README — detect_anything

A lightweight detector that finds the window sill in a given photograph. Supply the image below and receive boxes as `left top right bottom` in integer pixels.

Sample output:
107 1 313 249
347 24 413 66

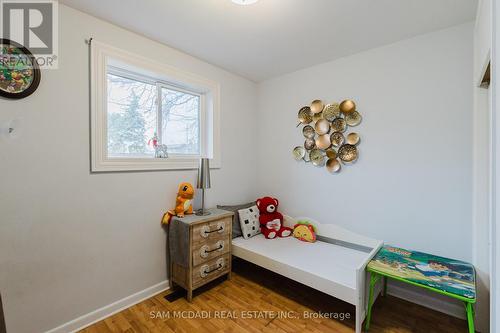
91 157 221 173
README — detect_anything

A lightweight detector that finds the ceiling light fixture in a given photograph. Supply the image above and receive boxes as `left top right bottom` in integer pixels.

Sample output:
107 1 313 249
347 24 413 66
232 0 259 5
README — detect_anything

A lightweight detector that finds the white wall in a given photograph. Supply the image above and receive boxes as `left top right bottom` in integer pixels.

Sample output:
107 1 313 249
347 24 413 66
472 0 492 331
475 0 492 80
491 0 500 329
257 22 474 313
0 5 258 333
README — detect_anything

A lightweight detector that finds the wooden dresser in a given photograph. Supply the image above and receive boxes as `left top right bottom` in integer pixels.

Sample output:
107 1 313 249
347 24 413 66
169 209 234 301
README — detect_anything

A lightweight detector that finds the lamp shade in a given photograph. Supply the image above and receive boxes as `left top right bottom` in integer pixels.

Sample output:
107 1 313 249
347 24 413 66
197 158 211 189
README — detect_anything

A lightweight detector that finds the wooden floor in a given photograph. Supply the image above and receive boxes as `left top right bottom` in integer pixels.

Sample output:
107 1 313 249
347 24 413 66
80 258 470 333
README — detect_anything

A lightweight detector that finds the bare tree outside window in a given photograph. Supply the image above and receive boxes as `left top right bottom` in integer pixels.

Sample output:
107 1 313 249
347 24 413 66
161 87 200 155
106 70 201 158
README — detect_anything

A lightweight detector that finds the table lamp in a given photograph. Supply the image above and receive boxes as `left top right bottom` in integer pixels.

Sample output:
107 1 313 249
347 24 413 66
196 158 211 216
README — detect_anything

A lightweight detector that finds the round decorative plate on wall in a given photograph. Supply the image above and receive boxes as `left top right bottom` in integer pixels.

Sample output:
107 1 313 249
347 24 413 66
0 39 41 99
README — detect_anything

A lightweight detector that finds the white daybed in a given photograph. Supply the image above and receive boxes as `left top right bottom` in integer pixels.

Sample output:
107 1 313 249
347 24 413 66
231 216 383 333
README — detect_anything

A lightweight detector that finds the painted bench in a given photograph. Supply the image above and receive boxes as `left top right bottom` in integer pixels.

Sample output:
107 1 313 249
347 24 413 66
365 245 476 332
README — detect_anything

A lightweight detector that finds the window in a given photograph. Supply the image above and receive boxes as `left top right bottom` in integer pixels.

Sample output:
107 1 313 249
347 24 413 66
106 70 201 158
106 72 157 158
160 86 201 156
90 40 220 172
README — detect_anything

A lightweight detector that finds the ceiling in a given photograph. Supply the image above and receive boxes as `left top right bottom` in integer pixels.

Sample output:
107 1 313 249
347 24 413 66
61 0 477 82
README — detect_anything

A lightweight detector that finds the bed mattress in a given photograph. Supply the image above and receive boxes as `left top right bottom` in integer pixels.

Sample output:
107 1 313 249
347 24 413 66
232 234 370 299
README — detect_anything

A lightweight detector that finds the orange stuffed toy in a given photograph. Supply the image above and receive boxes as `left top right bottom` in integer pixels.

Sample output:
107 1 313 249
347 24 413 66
161 182 195 225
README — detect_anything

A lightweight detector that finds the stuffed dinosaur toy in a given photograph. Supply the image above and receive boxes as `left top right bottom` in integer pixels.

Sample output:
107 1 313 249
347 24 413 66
161 182 195 225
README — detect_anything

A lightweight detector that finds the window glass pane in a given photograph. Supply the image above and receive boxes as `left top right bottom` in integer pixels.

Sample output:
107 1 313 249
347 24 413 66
107 73 157 158
161 87 200 155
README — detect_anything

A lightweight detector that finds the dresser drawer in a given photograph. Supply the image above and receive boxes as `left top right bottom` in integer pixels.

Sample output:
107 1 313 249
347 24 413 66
192 217 231 243
192 235 230 266
192 253 230 288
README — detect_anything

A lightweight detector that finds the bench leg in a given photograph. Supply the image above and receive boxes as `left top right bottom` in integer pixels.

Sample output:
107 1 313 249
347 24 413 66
364 272 380 331
465 302 475 333
383 276 388 297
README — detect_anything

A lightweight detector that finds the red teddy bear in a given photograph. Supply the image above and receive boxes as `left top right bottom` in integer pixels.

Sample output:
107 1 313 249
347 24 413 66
256 197 293 239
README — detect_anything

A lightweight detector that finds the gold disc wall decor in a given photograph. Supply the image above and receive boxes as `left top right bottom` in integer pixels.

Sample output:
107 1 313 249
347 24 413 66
310 100 325 114
338 144 358 163
315 134 331 150
326 149 337 159
293 146 306 161
330 132 345 148
315 119 330 135
293 98 363 174
346 133 360 145
326 158 341 173
303 125 315 139
331 118 347 133
323 103 341 121
339 99 356 114
304 138 316 150
345 111 362 127
309 149 325 166
297 107 313 125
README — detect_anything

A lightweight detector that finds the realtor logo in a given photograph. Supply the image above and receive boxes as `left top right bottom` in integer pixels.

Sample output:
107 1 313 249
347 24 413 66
1 0 59 68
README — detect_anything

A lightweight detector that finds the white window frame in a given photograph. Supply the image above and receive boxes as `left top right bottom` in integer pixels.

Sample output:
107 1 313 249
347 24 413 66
90 40 220 172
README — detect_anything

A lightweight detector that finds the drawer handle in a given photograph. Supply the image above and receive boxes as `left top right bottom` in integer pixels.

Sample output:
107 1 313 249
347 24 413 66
199 241 225 258
206 244 224 253
200 223 225 238
200 258 225 278
207 227 224 234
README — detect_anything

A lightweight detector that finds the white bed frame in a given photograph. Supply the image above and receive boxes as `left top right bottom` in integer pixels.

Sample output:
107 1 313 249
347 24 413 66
231 215 383 333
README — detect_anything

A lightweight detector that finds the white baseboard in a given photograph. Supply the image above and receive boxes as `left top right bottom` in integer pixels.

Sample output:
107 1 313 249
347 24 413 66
45 280 169 333
387 283 466 319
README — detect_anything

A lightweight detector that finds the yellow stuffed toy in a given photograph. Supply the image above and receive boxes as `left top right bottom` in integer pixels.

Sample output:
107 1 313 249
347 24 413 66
161 182 195 225
293 221 317 243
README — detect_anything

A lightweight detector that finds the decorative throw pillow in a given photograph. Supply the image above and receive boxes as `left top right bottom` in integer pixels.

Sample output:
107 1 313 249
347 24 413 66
217 202 255 238
238 205 260 239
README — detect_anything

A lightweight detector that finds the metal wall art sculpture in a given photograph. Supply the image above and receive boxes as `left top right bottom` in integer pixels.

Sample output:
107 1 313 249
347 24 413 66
292 99 362 174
